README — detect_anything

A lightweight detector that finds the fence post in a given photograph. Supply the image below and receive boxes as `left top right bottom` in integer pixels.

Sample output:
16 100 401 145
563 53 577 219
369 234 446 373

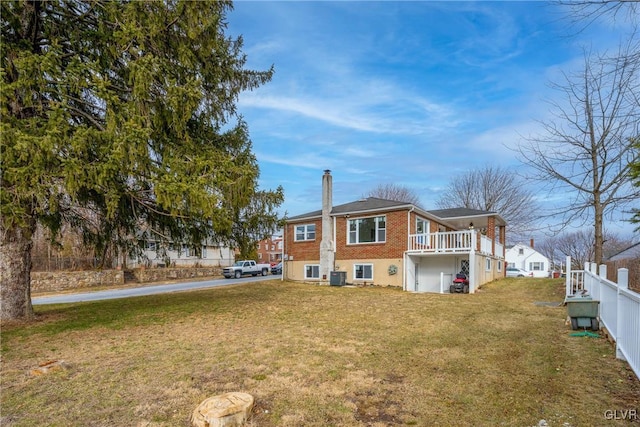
593 264 607 300
565 256 572 296
599 264 607 279
616 268 629 361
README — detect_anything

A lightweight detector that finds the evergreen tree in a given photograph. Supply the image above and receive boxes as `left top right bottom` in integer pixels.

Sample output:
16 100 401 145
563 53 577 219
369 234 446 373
1 0 281 320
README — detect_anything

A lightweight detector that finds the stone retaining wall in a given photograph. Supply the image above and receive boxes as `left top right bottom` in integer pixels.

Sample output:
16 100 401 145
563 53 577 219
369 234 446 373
31 267 224 294
31 270 125 293
133 267 222 283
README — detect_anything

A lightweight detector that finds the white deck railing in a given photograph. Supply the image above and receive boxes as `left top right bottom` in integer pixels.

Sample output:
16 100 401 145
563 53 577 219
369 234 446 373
566 258 639 381
495 241 504 258
408 230 472 253
480 235 492 255
408 230 503 257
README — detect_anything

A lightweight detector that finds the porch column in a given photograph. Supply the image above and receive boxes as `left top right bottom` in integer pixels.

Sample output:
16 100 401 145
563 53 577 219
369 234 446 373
469 247 476 293
499 225 506 257
487 216 496 256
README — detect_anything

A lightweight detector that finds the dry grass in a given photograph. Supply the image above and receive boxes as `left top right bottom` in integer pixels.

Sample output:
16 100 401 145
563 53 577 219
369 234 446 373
1 278 638 426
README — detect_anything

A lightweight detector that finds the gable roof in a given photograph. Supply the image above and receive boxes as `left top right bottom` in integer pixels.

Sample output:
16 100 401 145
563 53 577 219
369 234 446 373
427 208 496 218
287 197 411 221
287 198 506 230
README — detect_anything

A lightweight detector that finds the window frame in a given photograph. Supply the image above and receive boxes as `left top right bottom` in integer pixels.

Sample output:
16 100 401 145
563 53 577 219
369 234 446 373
348 215 386 244
353 263 374 280
485 258 492 272
304 264 320 279
529 261 544 271
416 217 430 234
294 224 316 242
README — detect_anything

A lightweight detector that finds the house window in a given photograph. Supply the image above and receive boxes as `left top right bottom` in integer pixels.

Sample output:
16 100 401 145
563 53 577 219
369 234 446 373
182 244 192 257
529 262 544 271
485 258 492 271
295 224 316 241
202 246 207 258
416 217 429 234
257 243 261 249
354 264 373 280
348 216 386 244
416 217 430 245
518 248 524 255
258 253 262 259
305 264 320 279
497 260 502 272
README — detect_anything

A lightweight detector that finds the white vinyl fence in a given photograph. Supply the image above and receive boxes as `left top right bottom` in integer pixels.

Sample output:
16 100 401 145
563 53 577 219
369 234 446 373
565 257 640 380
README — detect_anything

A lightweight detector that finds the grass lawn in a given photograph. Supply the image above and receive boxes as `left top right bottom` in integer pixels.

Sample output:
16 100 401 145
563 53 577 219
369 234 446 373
1 278 638 426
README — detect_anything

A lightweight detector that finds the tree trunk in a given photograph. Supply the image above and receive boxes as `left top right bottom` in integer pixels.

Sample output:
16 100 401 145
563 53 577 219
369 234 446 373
594 201 604 269
0 222 35 321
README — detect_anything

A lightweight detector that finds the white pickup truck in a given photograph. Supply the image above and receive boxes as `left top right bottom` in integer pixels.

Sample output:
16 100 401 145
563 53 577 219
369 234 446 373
223 260 271 279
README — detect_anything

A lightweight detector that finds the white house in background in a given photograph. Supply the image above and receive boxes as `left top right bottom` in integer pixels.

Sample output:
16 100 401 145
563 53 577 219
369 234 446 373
505 241 549 278
128 239 235 268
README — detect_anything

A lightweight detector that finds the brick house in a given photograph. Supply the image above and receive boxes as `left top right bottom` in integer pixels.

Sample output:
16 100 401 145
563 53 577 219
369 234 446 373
256 236 283 265
282 170 507 293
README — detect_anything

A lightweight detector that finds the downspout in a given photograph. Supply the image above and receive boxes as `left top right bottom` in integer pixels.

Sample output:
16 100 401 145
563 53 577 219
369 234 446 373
281 226 285 282
333 215 337 263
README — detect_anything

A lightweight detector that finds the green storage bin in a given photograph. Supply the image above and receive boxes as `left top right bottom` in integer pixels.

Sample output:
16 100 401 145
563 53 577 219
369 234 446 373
564 295 599 330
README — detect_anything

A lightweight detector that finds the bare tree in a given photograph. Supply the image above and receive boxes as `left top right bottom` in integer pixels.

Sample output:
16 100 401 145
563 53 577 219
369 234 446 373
518 47 640 267
553 230 595 270
538 230 635 271
436 166 537 243
537 237 565 272
558 0 639 37
366 183 421 206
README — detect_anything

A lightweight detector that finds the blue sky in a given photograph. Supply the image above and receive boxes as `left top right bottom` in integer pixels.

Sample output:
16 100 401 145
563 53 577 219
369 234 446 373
226 1 636 237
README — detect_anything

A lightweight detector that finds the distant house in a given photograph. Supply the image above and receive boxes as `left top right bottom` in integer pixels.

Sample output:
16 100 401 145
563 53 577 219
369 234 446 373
605 241 640 291
505 241 549 278
608 242 640 261
128 239 235 268
282 170 507 293
257 236 283 265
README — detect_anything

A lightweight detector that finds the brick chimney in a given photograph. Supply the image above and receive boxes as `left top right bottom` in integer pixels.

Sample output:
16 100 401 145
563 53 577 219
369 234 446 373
319 170 335 281
530 238 534 249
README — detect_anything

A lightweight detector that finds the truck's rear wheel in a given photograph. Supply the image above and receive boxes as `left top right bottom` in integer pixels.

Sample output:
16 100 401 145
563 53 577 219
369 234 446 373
262 268 268 276
234 270 242 279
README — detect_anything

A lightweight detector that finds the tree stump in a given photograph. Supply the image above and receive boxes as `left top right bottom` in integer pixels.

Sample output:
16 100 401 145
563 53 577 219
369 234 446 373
191 392 254 427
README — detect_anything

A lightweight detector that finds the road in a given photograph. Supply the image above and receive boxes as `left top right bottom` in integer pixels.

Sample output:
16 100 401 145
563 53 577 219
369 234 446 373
32 274 282 305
